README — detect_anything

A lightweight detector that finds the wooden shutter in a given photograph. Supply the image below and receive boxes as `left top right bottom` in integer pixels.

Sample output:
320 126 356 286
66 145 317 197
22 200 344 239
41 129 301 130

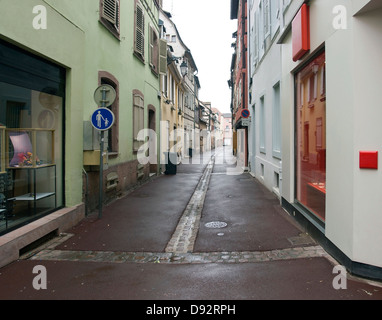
149 27 159 71
115 0 120 31
133 93 144 151
135 2 145 58
149 28 154 66
102 0 117 24
263 0 270 36
159 39 167 75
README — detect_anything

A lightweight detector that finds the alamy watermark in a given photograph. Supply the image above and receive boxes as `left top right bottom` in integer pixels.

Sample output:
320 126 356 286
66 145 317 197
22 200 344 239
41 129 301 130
32 265 47 290
32 5 47 30
31 264 348 291
135 124 246 175
332 5 347 30
332 265 348 290
31 4 348 31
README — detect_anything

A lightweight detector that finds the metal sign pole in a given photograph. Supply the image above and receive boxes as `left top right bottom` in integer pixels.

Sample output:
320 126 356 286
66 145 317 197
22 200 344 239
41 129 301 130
92 84 115 220
99 131 104 219
98 87 107 219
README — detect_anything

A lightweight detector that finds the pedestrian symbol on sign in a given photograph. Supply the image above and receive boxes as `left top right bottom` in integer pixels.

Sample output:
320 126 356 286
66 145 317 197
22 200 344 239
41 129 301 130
91 108 115 131
96 111 109 128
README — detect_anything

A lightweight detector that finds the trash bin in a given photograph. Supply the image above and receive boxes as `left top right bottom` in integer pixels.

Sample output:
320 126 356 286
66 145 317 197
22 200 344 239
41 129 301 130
164 152 177 175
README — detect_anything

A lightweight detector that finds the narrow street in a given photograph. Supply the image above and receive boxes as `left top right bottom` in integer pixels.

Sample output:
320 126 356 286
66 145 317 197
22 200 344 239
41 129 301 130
0 147 381 304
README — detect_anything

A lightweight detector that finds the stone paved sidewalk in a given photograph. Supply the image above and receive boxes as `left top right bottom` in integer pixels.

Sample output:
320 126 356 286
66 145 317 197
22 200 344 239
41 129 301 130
30 234 328 265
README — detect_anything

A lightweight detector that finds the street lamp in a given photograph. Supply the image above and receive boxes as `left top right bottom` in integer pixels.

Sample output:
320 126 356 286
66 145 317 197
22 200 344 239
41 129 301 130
180 61 188 77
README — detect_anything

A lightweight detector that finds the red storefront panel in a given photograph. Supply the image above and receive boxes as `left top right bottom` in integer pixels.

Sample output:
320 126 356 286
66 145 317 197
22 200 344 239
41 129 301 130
292 4 310 62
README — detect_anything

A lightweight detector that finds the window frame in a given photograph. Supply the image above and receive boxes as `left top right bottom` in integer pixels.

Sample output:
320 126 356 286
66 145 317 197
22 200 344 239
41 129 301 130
263 0 271 38
149 25 159 75
133 89 145 152
99 0 121 40
259 94 266 154
294 50 327 224
134 0 145 62
272 81 281 159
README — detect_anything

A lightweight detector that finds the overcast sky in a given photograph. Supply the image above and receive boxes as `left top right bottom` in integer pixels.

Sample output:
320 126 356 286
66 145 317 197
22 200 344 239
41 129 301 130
162 0 237 114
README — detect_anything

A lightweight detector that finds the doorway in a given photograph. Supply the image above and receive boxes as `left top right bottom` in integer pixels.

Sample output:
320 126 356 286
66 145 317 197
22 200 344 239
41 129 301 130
148 106 157 174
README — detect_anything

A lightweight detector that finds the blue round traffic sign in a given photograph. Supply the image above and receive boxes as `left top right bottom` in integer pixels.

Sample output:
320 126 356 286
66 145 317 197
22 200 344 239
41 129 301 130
91 108 115 131
241 109 250 119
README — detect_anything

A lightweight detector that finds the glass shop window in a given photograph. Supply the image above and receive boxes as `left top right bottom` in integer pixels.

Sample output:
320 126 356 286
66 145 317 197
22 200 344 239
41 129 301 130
295 51 326 222
0 40 65 235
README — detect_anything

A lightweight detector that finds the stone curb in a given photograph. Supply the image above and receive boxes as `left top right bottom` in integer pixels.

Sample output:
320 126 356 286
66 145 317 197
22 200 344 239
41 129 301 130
30 245 329 265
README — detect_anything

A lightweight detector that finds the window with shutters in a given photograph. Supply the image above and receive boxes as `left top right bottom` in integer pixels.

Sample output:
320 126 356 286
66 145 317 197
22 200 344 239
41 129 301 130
255 10 259 60
133 90 145 152
159 39 167 76
149 26 159 75
258 1 265 59
134 0 145 62
99 0 120 39
263 0 270 38
270 0 281 39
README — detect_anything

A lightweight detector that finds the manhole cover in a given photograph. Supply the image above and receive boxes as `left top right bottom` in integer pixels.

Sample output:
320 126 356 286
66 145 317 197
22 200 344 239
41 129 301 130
205 221 227 229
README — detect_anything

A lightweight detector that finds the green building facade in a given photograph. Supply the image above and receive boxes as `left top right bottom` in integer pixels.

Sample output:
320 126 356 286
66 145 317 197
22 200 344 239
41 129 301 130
0 0 161 267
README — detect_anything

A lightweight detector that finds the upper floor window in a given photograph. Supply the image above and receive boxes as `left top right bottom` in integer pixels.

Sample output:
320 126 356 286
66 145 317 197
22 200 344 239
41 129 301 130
100 0 120 39
165 34 177 43
263 0 270 38
134 0 145 61
149 26 159 74
133 90 145 152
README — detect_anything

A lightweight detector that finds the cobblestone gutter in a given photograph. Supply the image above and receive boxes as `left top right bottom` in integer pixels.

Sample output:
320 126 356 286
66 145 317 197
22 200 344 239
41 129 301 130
165 156 215 254
30 245 328 265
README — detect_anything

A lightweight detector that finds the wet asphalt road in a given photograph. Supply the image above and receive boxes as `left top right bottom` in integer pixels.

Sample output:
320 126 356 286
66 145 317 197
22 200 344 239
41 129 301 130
0 147 381 304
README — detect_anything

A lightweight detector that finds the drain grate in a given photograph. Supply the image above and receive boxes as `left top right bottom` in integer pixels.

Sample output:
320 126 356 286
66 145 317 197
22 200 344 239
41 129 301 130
205 221 228 229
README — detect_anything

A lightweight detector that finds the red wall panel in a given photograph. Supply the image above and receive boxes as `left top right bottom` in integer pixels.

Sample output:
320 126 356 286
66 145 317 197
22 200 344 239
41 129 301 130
292 4 310 62
360 151 378 169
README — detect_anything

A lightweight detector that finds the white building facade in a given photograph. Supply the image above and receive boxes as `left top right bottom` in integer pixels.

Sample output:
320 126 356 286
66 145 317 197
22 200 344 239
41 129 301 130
248 0 283 198
276 0 382 280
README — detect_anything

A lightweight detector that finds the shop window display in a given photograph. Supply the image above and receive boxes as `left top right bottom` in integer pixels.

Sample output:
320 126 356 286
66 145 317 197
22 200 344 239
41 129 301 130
295 51 326 221
0 40 65 234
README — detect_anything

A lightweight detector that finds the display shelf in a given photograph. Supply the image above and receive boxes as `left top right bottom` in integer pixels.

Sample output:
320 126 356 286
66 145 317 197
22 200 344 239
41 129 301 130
307 182 326 194
8 163 55 170
7 164 57 217
2 128 57 220
5 128 55 168
11 192 55 201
